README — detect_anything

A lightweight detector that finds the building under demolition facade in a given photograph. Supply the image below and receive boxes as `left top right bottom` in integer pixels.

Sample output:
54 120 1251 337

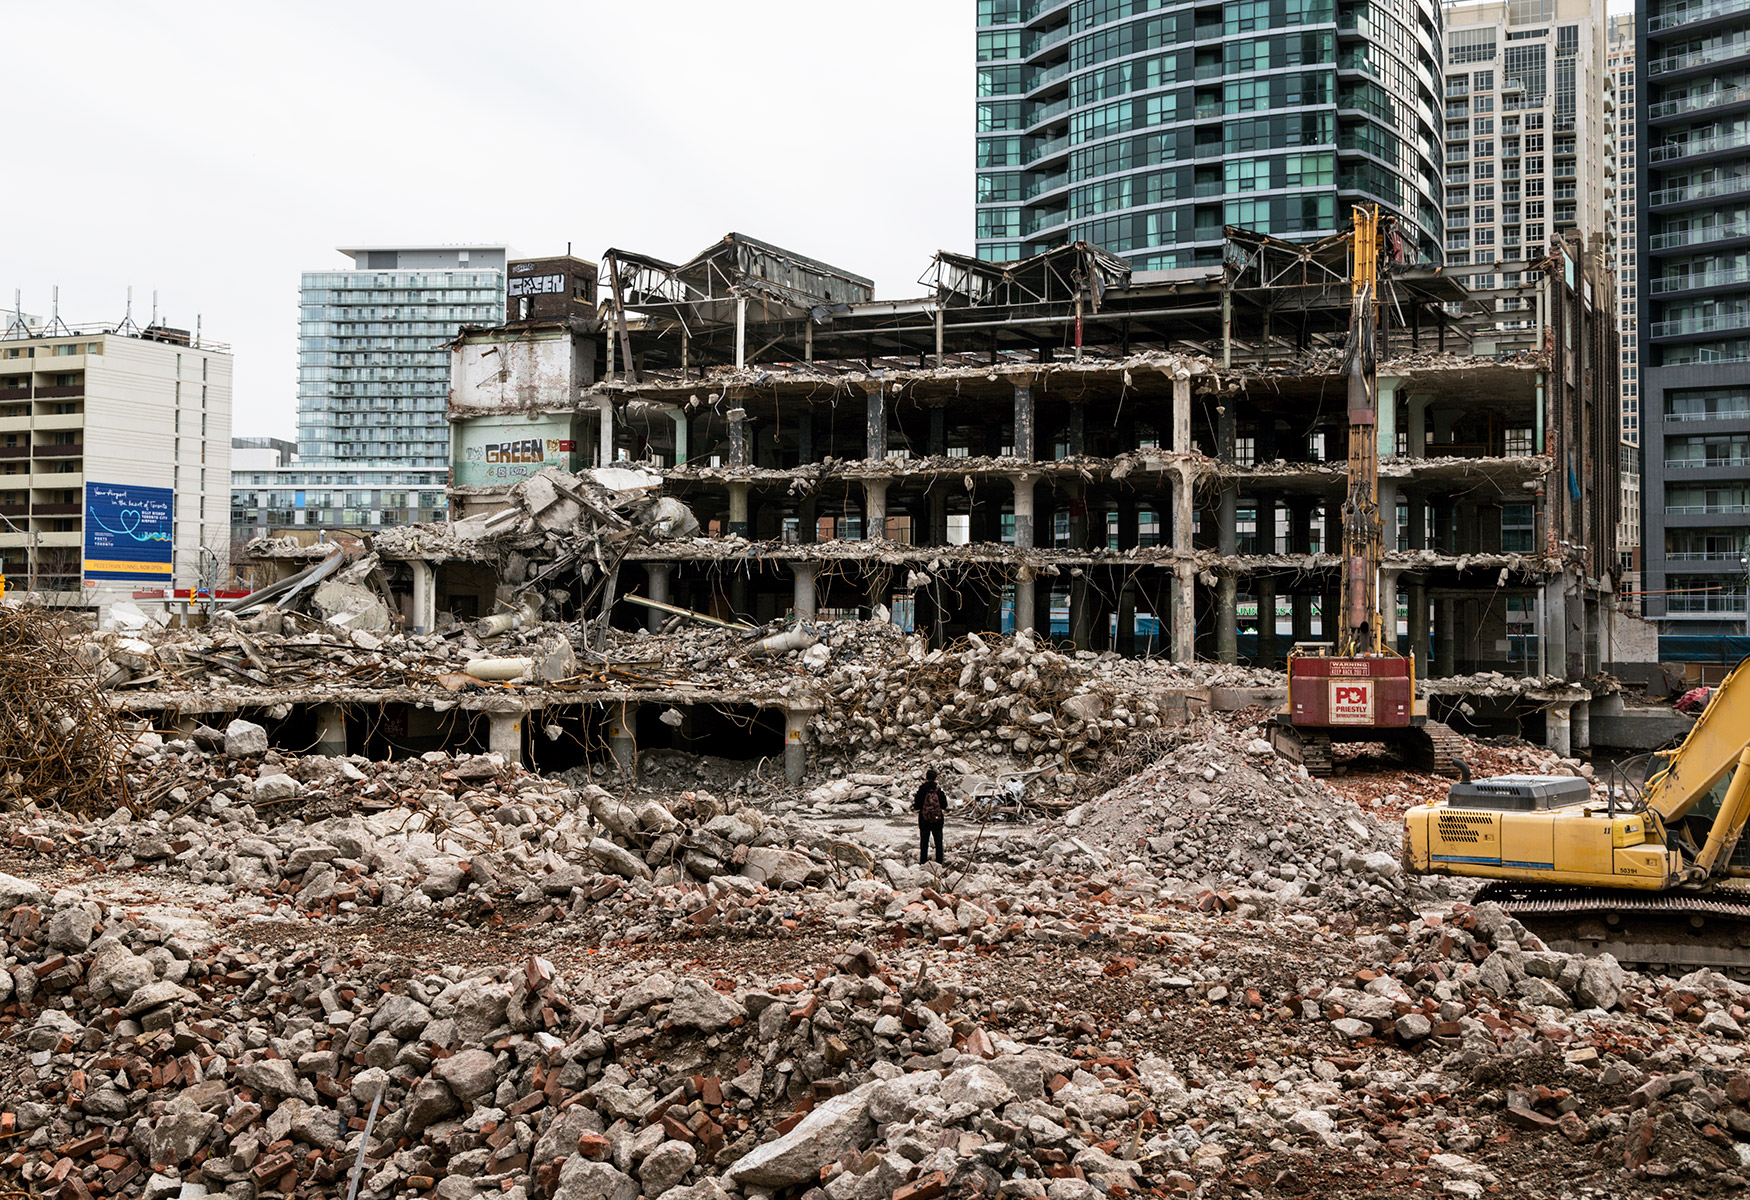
413 227 1628 746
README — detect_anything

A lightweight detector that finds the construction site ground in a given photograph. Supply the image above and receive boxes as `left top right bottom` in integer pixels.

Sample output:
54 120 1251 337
4 605 1746 1200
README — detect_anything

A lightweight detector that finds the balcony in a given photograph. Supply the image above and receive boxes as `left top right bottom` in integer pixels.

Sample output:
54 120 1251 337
30 385 83 400
1649 174 1750 206
1649 39 1750 77
1649 0 1750 31
1022 170 1068 200
1667 408 1750 421
1649 86 1750 120
1667 503 1750 513
1027 24 1071 56
1026 96 1070 128
1666 455 1750 467
29 502 78 516
1025 135 1068 165
1667 549 1747 560
32 443 83 459
1652 311 1750 337
1665 593 1749 612
29 471 80 490
0 446 27 460
1651 265 1750 292
1648 221 1750 250
1650 129 1750 161
0 503 24 519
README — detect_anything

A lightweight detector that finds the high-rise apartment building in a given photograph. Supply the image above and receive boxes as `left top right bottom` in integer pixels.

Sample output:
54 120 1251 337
1440 0 1614 354
972 0 1445 268
1609 13 1643 606
0 322 232 614
1637 0 1750 642
296 246 506 468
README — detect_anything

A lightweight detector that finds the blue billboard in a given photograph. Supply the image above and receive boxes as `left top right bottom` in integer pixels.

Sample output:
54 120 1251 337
84 482 174 581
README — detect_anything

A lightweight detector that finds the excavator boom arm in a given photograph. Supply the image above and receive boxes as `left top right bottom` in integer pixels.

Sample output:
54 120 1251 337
1645 656 1750 824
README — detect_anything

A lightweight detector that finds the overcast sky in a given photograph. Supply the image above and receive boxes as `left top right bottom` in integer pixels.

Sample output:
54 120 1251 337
3 1 971 440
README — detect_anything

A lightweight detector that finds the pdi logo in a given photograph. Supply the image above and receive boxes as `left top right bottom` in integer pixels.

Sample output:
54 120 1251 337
1329 679 1375 723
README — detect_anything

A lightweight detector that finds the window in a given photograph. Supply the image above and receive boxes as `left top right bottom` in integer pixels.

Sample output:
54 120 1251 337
1501 504 1534 550
1474 70 1494 90
1450 29 1496 64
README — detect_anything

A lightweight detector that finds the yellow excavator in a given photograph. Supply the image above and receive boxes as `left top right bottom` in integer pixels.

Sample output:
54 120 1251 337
1404 657 1750 973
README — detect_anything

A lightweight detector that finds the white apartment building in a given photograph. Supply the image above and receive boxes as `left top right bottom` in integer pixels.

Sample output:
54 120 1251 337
1442 0 1616 353
0 322 232 614
1608 10 1642 605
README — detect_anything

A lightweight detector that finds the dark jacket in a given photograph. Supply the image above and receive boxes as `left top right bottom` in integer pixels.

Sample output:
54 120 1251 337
913 780 945 822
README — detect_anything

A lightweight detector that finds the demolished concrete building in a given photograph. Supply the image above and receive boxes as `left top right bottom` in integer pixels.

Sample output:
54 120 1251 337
211 225 1632 773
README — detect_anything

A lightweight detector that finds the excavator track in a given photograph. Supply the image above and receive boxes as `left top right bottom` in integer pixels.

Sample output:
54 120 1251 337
1269 723 1333 776
1475 881 1750 980
1400 721 1469 779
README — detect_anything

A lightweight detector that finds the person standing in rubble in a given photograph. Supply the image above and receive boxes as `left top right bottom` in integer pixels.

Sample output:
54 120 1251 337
913 768 947 866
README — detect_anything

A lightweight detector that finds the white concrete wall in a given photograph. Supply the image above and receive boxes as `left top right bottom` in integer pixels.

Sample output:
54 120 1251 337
84 336 233 614
451 331 583 413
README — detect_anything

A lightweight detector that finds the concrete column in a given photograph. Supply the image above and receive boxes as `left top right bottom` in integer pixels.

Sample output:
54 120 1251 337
1378 376 1401 460
1378 479 1400 555
409 559 438 635
1380 568 1402 653
866 382 887 462
1013 385 1035 461
735 297 747 367
1407 394 1427 459
1255 496 1277 556
1321 583 1340 641
1407 577 1428 677
1066 399 1086 457
607 702 638 781
1172 464 1196 556
1256 577 1277 667
1572 699 1591 754
1435 597 1456 678
790 561 818 616
314 704 347 757
1289 500 1312 555
1172 373 1192 455
1215 479 1238 663
1546 701 1573 757
645 564 671 632
1012 473 1036 549
1216 575 1238 664
1543 576 1569 680
864 480 888 541
728 406 748 467
1070 571 1093 652
1116 581 1137 656
928 404 946 456
1014 565 1036 635
1407 490 1426 550
1292 592 1313 643
928 487 948 546
488 709 524 768
1564 583 1587 680
783 706 811 786
728 482 750 538
1172 564 1196 662
598 399 615 467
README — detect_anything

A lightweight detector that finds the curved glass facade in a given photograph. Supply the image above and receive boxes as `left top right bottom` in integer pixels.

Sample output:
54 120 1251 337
975 0 1445 268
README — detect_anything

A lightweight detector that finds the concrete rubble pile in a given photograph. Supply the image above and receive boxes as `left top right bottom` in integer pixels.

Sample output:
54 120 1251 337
7 809 1750 1199
7 708 1750 1199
